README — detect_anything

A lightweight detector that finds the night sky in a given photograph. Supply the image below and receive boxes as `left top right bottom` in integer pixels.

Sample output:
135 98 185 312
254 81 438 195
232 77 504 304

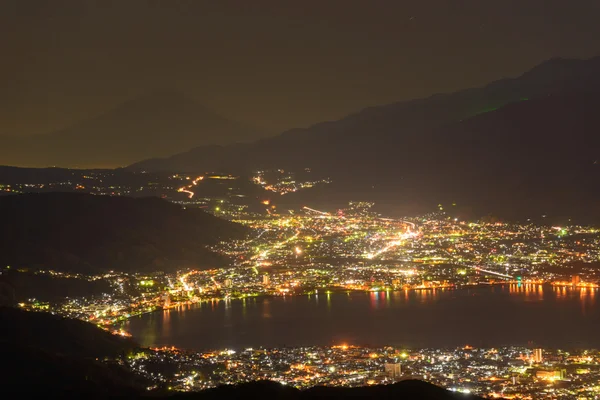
2 0 600 138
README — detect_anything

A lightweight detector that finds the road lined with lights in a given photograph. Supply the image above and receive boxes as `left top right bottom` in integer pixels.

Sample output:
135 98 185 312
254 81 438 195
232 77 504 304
177 175 204 198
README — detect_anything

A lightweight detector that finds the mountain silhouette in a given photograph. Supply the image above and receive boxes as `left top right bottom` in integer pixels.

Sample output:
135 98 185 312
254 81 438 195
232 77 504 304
0 192 248 273
0 90 264 168
0 307 145 398
177 379 484 400
129 56 600 221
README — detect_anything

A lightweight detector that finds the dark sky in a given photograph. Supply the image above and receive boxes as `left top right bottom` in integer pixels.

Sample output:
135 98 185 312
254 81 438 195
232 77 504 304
2 0 600 137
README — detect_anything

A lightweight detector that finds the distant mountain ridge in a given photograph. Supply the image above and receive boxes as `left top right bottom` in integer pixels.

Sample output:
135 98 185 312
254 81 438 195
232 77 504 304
0 90 265 168
129 56 600 221
131 56 600 172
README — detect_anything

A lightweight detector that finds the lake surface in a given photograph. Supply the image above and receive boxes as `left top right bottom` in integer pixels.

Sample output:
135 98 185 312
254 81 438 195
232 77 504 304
125 284 600 350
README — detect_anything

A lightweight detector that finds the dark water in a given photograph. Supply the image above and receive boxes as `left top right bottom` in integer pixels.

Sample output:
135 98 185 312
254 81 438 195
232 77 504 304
125 284 600 350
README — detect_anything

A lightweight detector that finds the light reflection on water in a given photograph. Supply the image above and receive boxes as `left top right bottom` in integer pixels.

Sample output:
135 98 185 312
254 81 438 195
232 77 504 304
125 285 600 350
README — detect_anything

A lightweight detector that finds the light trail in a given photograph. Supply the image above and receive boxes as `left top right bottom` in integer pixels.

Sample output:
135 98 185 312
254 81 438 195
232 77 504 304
467 265 513 279
379 218 417 229
366 240 402 259
178 188 194 198
177 176 204 199
179 273 192 291
365 230 418 259
251 230 301 261
303 206 330 216
210 277 221 289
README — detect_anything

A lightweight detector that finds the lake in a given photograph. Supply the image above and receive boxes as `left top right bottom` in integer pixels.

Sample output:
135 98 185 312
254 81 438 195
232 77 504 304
124 284 600 350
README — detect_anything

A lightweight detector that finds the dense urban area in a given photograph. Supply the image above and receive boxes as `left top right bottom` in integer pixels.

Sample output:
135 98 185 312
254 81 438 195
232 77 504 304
126 345 600 399
4 5 600 398
13 201 600 322
3 168 600 399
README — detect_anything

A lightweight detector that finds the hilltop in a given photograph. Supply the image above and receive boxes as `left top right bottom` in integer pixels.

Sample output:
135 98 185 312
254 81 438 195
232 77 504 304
0 91 265 168
0 306 136 358
0 307 144 398
174 379 483 400
0 192 247 273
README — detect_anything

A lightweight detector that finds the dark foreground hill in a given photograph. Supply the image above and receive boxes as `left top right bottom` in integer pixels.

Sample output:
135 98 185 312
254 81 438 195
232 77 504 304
0 306 136 358
130 56 600 222
0 307 144 398
0 308 482 400
173 379 483 400
0 192 247 273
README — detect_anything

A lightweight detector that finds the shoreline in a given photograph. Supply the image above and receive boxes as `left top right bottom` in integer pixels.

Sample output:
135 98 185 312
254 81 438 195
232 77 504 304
122 281 571 324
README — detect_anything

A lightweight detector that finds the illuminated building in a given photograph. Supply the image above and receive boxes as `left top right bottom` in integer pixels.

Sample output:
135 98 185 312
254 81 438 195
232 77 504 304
572 275 581 286
161 293 171 308
384 363 402 379
123 345 599 397
533 348 543 363
262 274 270 286
536 369 566 381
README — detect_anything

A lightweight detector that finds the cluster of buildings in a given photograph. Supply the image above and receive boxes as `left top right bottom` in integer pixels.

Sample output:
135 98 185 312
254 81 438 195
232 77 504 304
251 169 331 196
5 170 600 399
10 205 600 331
124 345 600 398
0 169 182 197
